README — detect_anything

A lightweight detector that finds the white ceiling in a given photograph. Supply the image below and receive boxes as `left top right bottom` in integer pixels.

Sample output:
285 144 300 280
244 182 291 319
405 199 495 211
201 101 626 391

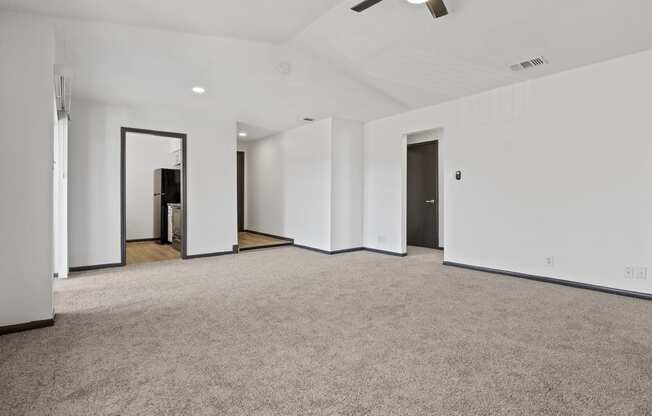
2 0 652 132
237 122 277 142
49 18 406 133
0 0 343 43
294 0 652 108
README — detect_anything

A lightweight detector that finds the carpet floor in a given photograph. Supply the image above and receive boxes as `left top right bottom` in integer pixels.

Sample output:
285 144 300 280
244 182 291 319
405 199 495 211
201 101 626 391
1 246 650 415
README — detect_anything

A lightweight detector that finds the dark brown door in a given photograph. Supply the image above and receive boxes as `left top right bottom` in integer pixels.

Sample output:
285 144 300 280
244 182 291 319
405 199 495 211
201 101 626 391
407 141 438 248
154 168 180 245
237 151 245 232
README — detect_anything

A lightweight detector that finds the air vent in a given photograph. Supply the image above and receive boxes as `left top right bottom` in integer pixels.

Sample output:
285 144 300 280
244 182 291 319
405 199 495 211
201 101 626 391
510 56 548 72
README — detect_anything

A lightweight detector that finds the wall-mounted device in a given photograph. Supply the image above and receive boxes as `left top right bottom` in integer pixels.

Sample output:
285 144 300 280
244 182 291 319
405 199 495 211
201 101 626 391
456 171 462 180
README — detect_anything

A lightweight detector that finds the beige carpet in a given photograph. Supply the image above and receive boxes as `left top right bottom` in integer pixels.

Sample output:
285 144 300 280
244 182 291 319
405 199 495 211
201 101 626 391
1 246 650 415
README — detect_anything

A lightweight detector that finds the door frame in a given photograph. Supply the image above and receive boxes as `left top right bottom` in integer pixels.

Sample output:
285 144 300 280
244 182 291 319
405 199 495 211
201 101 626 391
120 127 188 265
53 112 69 278
403 131 444 252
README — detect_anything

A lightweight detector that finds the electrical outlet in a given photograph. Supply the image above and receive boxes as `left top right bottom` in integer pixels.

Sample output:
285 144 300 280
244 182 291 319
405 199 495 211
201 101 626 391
545 256 554 267
624 267 635 279
635 267 648 280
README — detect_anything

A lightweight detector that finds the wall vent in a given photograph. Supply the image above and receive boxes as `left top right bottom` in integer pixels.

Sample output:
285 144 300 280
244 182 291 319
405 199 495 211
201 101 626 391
510 56 548 72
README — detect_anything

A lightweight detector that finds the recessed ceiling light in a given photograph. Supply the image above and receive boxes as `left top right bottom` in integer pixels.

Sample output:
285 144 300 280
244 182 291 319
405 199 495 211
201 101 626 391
192 86 206 94
238 132 247 137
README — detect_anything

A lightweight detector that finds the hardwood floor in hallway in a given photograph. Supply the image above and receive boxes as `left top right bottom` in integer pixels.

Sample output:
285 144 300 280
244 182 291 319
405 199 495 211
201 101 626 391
126 241 180 265
238 231 292 251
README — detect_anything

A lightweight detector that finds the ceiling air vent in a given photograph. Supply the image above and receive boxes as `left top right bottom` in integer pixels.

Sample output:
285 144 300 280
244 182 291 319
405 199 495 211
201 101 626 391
510 56 548 72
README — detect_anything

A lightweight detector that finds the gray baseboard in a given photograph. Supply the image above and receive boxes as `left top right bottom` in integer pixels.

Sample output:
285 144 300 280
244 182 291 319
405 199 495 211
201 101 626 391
0 314 56 336
364 247 408 257
294 244 406 257
243 230 408 257
293 244 331 254
184 246 239 259
70 262 124 272
443 261 652 301
239 242 293 252
331 247 365 254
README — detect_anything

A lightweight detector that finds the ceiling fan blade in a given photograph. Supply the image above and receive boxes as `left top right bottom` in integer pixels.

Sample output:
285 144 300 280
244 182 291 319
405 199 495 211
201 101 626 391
426 0 448 18
351 0 384 12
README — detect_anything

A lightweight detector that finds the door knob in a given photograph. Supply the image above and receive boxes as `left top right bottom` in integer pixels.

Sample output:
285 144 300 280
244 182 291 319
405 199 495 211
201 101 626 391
425 199 436 204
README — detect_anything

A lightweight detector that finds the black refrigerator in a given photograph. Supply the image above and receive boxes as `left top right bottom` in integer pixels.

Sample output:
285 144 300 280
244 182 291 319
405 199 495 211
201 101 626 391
154 168 181 245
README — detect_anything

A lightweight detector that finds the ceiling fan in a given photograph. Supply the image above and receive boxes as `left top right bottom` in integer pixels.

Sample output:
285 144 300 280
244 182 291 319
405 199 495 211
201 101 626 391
351 0 448 19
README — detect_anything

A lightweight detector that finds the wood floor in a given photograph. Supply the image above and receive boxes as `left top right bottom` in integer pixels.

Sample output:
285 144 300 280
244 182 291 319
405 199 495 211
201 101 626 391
126 233 287 263
239 231 292 250
126 241 180 265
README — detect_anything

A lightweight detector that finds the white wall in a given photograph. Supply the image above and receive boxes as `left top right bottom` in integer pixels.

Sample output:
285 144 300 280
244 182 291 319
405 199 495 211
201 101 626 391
126 133 178 240
246 118 364 252
364 49 652 294
245 135 287 238
331 119 364 251
246 119 333 251
0 12 55 326
69 99 237 267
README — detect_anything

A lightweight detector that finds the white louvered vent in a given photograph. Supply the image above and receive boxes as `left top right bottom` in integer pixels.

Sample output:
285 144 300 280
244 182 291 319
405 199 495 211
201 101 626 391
510 57 548 72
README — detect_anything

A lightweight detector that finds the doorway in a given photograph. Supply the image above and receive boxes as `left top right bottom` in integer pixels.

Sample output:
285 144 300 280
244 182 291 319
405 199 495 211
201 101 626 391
235 147 293 251
121 128 187 265
237 151 245 232
407 141 439 249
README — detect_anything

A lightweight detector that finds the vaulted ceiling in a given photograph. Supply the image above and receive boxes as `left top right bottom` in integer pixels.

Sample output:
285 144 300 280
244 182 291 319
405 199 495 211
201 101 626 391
0 0 344 43
294 0 652 108
2 0 652 135
47 17 406 134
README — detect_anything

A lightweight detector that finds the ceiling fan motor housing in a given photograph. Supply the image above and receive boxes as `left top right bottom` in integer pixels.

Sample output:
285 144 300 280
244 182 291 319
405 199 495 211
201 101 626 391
351 0 448 19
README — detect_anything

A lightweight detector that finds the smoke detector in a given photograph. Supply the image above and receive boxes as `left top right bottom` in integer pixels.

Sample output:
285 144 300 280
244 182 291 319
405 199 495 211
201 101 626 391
278 62 292 76
510 56 548 72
